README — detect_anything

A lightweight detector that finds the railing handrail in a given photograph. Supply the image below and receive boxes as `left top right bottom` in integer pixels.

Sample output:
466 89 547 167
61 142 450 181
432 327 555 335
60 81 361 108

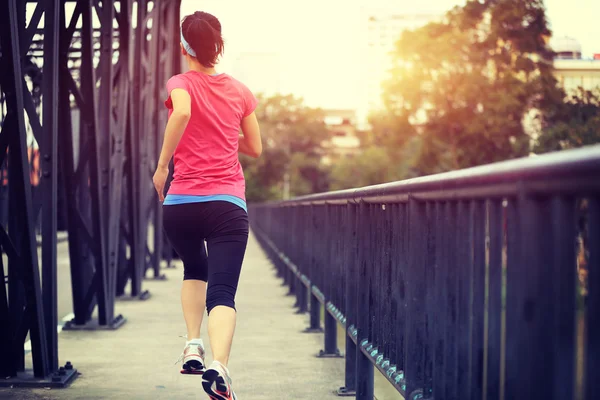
262 144 600 206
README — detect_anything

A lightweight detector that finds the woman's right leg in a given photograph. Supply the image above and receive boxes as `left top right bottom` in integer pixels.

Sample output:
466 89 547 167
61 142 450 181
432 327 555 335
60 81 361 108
207 306 237 366
205 204 249 367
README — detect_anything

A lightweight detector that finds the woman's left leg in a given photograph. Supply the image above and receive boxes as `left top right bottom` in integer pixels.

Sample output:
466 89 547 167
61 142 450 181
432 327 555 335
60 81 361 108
180 240 209 340
182 278 207 340
163 204 210 373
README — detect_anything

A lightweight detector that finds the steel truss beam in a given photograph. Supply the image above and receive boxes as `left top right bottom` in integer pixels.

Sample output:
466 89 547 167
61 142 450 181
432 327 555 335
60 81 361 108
120 0 180 297
153 0 178 271
0 0 77 387
57 0 125 330
0 0 180 387
57 0 180 319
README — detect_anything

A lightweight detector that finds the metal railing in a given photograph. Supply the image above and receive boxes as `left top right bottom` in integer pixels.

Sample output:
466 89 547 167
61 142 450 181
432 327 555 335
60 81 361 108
249 145 600 400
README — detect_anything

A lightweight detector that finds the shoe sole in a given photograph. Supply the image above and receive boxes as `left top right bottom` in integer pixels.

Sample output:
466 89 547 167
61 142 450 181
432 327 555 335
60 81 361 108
181 360 204 375
202 369 233 400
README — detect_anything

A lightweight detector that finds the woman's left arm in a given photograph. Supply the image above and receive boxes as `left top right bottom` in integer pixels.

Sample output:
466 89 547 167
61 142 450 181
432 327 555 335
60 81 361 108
153 88 191 201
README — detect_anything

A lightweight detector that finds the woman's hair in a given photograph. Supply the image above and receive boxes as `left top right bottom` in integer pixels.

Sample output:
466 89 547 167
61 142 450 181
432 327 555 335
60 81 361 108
181 11 224 68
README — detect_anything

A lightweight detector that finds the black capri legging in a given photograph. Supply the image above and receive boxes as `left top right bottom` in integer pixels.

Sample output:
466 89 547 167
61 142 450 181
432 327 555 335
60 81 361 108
162 201 249 314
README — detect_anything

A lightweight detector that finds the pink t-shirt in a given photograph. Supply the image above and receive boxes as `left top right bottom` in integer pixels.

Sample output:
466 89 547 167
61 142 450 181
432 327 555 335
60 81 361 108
164 71 257 201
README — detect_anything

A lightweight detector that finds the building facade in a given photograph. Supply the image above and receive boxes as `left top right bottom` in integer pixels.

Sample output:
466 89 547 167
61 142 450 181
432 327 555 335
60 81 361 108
554 59 600 94
551 36 600 93
320 109 360 165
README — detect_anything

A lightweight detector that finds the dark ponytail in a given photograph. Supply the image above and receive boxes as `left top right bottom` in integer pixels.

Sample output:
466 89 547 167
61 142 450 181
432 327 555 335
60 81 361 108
181 11 224 68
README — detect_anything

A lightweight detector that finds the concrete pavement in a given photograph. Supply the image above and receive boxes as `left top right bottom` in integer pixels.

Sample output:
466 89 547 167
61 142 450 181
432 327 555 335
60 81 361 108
1 231 402 399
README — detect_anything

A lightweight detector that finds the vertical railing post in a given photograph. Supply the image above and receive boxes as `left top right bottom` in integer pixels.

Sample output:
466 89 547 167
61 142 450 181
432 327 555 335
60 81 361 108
456 201 471 399
338 202 357 396
393 202 408 386
318 311 341 357
295 280 308 314
486 199 503 399
586 196 600 399
296 206 308 314
422 202 436 398
432 202 445 397
441 201 458 398
550 196 576 399
505 192 554 399
275 245 284 278
470 200 486 400
287 264 296 296
304 204 322 333
304 292 323 333
292 207 302 311
405 197 429 399
356 202 374 400
285 206 295 297
319 205 342 358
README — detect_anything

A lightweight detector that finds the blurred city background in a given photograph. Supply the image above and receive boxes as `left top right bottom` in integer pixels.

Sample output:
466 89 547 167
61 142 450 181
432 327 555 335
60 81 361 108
182 0 600 201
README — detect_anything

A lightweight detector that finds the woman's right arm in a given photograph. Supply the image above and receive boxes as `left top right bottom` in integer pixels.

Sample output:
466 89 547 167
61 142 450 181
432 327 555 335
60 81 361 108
239 111 262 158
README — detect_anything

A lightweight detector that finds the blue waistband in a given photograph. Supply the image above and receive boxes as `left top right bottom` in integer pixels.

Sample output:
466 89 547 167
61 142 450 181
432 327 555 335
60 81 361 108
163 194 247 212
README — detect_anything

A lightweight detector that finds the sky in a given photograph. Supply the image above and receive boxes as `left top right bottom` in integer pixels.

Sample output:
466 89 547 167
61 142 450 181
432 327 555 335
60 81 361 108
181 0 599 110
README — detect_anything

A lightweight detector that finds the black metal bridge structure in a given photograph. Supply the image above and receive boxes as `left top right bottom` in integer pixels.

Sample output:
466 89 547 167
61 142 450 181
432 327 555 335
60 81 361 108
0 0 181 387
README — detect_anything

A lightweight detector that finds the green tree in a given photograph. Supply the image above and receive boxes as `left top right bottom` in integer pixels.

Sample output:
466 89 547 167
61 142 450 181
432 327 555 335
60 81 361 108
242 145 287 202
379 0 561 175
366 111 415 150
241 94 330 201
328 146 410 191
535 88 600 152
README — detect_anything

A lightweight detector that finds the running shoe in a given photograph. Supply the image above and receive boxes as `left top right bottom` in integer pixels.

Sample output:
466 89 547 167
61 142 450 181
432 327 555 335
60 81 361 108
202 361 237 400
176 339 205 375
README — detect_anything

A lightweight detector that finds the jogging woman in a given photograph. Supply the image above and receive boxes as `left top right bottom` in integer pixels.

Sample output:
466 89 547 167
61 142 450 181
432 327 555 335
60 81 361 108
152 11 262 400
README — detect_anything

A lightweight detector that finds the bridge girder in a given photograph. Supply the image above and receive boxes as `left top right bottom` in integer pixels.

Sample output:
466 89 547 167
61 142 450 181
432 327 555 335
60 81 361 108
0 0 180 387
